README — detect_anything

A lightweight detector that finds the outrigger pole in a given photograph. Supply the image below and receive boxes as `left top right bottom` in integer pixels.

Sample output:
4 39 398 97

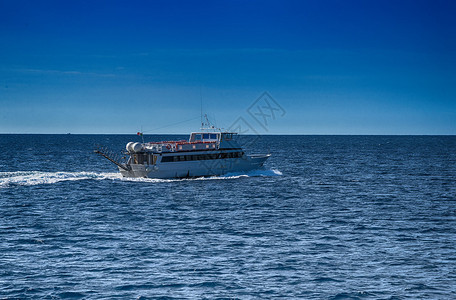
94 146 130 171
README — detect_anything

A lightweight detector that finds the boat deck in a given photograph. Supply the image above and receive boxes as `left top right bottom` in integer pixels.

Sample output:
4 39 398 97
143 140 218 153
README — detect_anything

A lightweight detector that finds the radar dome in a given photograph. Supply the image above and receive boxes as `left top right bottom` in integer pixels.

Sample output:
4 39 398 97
132 142 143 153
126 142 134 152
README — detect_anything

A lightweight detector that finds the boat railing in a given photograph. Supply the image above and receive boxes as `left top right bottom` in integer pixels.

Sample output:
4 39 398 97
143 141 218 153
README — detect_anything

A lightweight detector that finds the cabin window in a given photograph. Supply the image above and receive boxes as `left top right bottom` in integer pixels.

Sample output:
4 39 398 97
159 152 243 162
132 153 148 164
194 134 202 141
203 133 209 139
161 156 173 162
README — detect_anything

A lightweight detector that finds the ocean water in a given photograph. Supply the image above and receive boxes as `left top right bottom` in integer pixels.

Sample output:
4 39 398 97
1 134 455 299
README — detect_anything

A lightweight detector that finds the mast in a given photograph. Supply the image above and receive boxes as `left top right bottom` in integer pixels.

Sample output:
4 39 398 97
200 86 203 129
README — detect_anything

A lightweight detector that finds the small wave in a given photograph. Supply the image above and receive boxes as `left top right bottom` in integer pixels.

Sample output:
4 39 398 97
312 277 343 283
58 291 86 299
0 168 282 187
222 168 283 178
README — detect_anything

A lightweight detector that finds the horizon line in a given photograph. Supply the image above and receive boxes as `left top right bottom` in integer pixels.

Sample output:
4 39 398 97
1 133 455 136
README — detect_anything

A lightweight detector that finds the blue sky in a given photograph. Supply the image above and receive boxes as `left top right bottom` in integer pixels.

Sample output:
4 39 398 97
1 0 455 134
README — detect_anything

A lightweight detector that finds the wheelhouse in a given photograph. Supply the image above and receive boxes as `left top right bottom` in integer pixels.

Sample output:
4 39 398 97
189 132 220 142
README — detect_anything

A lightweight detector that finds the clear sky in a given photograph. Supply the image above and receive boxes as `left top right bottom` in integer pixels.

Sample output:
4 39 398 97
1 0 455 134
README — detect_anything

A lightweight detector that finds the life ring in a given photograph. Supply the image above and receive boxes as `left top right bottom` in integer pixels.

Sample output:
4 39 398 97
166 144 172 150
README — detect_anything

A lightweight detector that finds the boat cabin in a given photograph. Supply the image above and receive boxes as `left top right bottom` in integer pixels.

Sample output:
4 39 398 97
189 132 237 143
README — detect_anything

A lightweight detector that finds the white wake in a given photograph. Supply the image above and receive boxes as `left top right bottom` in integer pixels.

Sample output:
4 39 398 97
0 169 282 187
0 171 121 187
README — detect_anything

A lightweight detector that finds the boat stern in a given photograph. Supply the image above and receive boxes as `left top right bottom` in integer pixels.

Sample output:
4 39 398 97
118 164 150 178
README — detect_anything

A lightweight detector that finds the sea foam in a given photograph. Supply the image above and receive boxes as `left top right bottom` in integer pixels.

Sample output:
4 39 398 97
0 171 121 187
0 168 282 187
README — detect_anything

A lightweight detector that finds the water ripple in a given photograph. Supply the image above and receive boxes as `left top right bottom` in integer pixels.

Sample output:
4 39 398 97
0 135 455 299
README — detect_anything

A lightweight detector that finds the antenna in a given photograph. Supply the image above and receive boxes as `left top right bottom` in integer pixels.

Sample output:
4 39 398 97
199 87 221 132
201 114 218 131
200 86 203 128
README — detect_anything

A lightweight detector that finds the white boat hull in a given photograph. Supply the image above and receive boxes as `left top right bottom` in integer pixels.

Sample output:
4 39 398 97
119 154 270 179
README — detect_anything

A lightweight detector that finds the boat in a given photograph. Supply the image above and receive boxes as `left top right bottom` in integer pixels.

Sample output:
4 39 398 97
95 130 270 179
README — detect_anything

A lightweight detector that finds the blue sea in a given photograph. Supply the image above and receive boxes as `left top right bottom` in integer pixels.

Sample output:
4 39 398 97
1 134 455 299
